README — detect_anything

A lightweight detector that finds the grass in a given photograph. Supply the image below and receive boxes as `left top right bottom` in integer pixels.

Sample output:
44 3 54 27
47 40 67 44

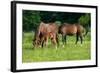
22 32 91 63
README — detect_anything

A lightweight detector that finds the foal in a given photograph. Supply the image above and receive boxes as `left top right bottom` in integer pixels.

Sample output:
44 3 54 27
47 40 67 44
33 22 59 48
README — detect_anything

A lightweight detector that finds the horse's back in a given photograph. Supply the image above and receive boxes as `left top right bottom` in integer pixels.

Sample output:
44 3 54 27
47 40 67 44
66 24 77 34
47 23 58 33
59 23 77 35
59 23 84 35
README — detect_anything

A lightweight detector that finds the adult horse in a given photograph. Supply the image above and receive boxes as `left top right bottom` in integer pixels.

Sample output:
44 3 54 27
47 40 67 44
33 22 59 48
59 23 85 45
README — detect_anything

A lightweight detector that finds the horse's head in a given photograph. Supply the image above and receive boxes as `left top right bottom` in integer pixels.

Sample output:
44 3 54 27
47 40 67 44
32 30 41 47
33 37 41 47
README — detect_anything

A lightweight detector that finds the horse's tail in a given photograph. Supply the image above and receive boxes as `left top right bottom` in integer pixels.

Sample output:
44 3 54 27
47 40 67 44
58 25 62 34
83 27 89 37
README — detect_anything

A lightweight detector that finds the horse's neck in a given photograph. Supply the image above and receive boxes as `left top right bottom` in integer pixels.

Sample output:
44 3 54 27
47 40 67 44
45 24 49 27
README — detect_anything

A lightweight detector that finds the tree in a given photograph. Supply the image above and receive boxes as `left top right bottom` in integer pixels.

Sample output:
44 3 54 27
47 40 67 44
23 10 90 32
78 13 91 27
23 10 41 31
78 13 91 35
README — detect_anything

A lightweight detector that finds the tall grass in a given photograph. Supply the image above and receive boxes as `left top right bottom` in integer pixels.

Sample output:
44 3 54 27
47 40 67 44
22 32 91 63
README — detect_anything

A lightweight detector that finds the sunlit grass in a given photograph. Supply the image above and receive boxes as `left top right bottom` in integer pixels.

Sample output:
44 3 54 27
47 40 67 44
22 32 91 63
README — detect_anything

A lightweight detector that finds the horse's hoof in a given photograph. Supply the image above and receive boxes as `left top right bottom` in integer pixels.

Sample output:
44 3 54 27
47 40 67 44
55 46 57 49
63 45 64 48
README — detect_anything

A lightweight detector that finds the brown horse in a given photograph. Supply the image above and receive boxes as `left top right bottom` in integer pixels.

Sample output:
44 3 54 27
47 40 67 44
59 23 85 45
33 22 59 48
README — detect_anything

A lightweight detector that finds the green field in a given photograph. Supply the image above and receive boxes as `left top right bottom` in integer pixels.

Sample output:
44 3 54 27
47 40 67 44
22 32 91 63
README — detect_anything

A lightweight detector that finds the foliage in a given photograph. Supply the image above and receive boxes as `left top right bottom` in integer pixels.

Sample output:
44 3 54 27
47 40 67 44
79 13 91 27
79 13 91 35
23 10 41 31
23 10 91 31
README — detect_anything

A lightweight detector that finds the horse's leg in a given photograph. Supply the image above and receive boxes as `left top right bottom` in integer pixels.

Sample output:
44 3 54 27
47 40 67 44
62 34 66 45
62 34 64 44
51 35 57 49
41 40 44 48
62 34 64 47
46 37 48 46
41 37 45 48
56 34 59 47
64 35 67 44
51 38 56 47
54 36 58 49
44 35 48 47
75 33 79 44
62 34 66 48
80 35 83 44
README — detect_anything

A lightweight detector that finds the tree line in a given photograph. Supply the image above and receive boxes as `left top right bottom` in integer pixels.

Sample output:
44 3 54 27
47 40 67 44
23 10 91 31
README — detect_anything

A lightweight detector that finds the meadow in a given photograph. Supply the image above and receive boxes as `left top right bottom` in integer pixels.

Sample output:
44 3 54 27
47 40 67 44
22 32 91 63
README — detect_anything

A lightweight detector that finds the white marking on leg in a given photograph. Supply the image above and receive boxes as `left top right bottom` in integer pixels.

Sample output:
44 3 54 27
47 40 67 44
56 46 57 50
63 45 64 48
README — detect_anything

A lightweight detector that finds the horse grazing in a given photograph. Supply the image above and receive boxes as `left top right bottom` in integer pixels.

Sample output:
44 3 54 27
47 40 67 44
33 22 59 48
59 23 85 45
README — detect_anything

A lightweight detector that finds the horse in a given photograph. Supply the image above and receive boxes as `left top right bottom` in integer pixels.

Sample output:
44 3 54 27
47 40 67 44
58 23 85 46
33 22 59 48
